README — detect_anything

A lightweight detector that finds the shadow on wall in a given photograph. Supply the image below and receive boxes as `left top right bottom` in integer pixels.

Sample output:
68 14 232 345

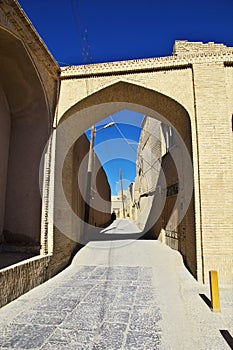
139 149 196 279
0 27 55 255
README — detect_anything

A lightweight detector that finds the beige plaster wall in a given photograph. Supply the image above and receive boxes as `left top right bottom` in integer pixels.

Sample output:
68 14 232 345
0 17 59 248
3 102 48 246
0 31 52 246
51 131 111 274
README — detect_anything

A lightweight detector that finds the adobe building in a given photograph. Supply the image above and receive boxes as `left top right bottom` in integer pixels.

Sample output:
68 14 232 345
133 116 195 274
111 188 132 218
132 117 163 229
0 0 232 306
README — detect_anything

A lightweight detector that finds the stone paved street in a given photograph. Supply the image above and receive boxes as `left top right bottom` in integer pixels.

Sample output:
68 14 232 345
0 264 161 350
0 221 232 349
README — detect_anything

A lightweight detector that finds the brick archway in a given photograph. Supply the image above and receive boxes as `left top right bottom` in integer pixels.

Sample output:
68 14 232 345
55 44 233 284
54 81 197 279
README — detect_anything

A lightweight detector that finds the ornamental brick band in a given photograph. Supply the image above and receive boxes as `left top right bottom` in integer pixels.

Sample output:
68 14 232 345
61 41 233 78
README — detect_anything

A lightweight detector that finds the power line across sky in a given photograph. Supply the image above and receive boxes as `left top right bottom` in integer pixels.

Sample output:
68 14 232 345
17 0 233 195
18 0 233 66
85 111 144 196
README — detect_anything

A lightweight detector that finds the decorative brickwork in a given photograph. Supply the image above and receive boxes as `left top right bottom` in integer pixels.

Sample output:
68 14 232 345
173 40 233 55
61 40 233 79
58 41 233 284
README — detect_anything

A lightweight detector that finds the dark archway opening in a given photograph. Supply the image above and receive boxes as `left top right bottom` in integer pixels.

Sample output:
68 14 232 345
0 28 50 268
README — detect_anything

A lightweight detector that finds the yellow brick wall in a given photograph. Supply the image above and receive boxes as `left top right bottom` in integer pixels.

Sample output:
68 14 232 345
57 47 233 284
193 63 233 283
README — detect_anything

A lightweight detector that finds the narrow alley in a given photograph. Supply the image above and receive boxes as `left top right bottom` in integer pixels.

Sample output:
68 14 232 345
0 220 232 349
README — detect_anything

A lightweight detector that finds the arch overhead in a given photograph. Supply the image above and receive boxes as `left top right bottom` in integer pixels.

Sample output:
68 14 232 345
55 80 196 276
56 41 233 284
58 41 233 282
59 81 192 150
0 27 52 251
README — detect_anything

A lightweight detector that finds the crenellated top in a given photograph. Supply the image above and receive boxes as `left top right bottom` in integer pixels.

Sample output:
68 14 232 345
61 41 233 78
173 40 233 55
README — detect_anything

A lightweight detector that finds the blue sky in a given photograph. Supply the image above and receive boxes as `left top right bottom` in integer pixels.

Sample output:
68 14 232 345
18 0 233 66
18 0 233 194
85 111 144 195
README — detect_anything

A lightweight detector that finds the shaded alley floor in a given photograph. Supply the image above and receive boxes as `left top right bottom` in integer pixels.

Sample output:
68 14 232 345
0 224 232 349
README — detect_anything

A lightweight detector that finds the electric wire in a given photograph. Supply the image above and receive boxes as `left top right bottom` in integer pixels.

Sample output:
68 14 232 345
70 1 163 198
109 115 162 184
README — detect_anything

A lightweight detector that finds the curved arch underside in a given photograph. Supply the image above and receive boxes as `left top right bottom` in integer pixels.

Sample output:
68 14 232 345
59 81 192 149
55 79 196 277
0 27 50 247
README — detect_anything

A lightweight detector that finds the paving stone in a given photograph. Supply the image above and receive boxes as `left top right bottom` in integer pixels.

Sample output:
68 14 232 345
92 322 127 349
135 288 157 305
129 305 162 332
1 324 55 349
1 241 231 350
12 309 68 326
125 330 161 350
41 342 90 350
45 287 88 300
120 285 138 294
0 324 27 347
92 280 121 290
104 310 130 323
62 303 105 330
32 297 79 312
107 303 133 313
105 266 139 280
48 327 96 345
82 290 116 305
113 294 135 306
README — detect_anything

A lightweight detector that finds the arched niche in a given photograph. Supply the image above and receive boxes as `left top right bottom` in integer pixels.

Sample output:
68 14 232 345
0 27 50 249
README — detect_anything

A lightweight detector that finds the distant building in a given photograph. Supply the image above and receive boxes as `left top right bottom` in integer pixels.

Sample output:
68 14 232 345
111 188 132 218
132 116 165 228
132 115 195 273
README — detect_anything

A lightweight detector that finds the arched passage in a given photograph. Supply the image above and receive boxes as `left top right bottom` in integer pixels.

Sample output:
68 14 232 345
59 81 192 150
0 27 51 250
53 80 197 278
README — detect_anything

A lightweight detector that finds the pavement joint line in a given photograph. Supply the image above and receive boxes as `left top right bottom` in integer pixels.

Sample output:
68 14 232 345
0 220 232 349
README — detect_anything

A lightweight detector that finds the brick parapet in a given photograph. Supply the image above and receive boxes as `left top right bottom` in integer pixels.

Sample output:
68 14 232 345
61 49 233 79
173 40 233 55
0 255 51 308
